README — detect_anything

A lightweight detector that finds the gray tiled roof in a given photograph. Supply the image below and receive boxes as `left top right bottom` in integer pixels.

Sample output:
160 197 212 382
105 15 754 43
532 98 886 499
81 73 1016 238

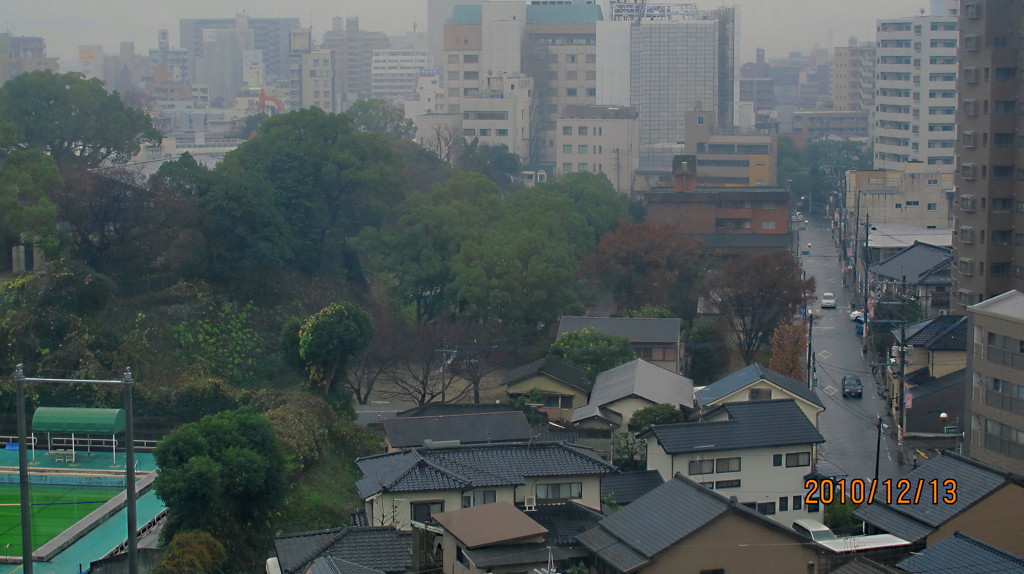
896 531 1024 573
529 502 605 546
273 526 412 574
830 557 902 574
696 363 824 408
853 452 1020 540
578 473 807 572
501 356 593 393
868 241 952 285
557 316 681 344
356 442 617 498
601 470 665 505
570 404 622 426
383 411 532 448
576 359 694 419
642 399 824 455
395 403 516 418
897 315 967 351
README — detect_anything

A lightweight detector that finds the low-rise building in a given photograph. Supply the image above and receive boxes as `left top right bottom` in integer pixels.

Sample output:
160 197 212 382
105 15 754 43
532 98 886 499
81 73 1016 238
556 316 683 373
355 441 616 530
855 451 1024 556
641 399 826 523
502 356 593 424
868 241 953 316
965 290 1024 475
555 105 639 194
578 473 823 573
270 525 412 574
695 363 825 427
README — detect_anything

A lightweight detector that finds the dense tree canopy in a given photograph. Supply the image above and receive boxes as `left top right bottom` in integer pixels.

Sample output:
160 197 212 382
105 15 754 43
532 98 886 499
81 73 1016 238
0 70 160 171
345 98 416 139
705 252 815 363
0 149 59 252
153 409 286 571
550 327 637 379
298 302 374 399
629 403 685 430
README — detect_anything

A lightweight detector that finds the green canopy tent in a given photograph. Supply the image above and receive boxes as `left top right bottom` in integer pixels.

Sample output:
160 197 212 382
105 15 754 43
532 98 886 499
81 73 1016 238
31 407 126 465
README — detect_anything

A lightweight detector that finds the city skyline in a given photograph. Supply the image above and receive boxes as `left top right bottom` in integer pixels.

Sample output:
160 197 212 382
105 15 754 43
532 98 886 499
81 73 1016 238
5 0 938 69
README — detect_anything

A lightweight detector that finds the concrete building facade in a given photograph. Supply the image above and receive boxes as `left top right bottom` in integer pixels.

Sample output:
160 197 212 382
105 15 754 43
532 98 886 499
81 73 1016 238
685 107 777 188
845 167 955 229
831 38 875 112
320 17 391 109
371 49 433 102
965 290 1024 475
180 15 300 85
953 0 1024 308
0 35 58 85
873 0 958 171
555 105 639 193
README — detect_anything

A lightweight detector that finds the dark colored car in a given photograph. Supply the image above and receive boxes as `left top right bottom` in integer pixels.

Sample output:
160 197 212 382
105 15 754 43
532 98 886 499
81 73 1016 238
842 376 863 398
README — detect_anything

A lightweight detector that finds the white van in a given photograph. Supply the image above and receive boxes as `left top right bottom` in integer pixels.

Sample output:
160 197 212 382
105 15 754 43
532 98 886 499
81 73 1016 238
792 519 837 542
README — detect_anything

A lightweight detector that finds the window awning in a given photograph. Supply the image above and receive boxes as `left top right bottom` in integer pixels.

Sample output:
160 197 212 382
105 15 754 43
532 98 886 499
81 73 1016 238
32 407 126 434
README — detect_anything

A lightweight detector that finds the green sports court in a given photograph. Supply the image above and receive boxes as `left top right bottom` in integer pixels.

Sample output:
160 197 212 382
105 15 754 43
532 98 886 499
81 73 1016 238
0 484 122 555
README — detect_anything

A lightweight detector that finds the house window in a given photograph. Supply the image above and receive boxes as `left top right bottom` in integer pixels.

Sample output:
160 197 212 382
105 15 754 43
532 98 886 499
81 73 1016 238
715 479 741 489
927 203 937 211
793 495 802 510
785 452 811 467
779 496 789 512
689 459 714 475
473 490 496 506
456 546 469 567
411 501 444 523
716 457 741 473
756 502 776 515
749 388 772 401
773 454 783 467
536 482 582 500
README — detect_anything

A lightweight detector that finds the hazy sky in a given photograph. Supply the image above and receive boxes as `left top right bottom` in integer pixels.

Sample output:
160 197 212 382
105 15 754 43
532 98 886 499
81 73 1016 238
2 0 937 68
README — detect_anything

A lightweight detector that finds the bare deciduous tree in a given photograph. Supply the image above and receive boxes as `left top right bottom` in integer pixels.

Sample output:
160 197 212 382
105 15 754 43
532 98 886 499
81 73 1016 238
380 322 470 406
424 124 463 164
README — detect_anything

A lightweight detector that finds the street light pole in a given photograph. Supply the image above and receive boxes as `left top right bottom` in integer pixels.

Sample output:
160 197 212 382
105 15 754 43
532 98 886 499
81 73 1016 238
874 416 883 482
806 311 814 387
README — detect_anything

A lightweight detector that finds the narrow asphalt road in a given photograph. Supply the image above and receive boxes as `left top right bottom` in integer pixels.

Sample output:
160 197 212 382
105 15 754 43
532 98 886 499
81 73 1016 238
798 216 907 483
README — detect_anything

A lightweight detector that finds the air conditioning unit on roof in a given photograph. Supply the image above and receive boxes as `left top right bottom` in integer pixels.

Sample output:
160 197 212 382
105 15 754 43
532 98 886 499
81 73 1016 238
524 496 537 511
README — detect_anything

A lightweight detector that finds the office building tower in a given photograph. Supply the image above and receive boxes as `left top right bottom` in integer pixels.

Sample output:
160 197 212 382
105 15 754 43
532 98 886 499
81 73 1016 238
195 24 253 107
597 1 736 170
180 15 300 85
371 49 433 102
831 38 875 112
953 0 1024 308
321 17 391 108
873 0 958 171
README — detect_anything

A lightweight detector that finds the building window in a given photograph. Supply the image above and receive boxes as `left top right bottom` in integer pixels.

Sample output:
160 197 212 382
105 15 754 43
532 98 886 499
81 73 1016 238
587 88 596 97
562 163 572 173
448 55 460 64
773 454 783 467
689 459 714 475
716 457 741 473
578 163 588 172
785 452 811 467
749 388 772 401
793 495 803 510
993 198 1012 212
464 54 478 63
578 126 588 136
779 496 789 512
536 482 582 500
478 128 490 136
473 490 496 506
715 480 741 489
568 54 577 63
411 501 444 523
578 145 588 154
567 88 577 97
448 71 459 81
927 203 937 211
464 71 478 80
562 126 572 135
496 128 508 136
756 502 776 515
761 221 776 230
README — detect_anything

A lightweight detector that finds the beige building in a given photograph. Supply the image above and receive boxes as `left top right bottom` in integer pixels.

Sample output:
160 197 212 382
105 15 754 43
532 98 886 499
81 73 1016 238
555 105 639 193
965 290 1024 475
831 38 875 112
685 107 777 187
845 166 955 229
0 35 58 85
370 49 433 103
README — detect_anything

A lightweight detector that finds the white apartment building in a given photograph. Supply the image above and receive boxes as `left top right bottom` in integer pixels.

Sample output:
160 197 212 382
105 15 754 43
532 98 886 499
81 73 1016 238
403 70 446 117
371 49 434 103
873 0 958 171
555 105 639 193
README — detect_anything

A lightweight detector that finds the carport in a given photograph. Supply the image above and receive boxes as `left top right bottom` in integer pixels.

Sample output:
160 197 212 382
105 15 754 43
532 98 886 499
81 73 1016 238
31 407 126 465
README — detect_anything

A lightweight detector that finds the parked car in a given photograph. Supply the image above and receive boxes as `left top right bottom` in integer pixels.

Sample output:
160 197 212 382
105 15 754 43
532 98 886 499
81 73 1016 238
821 293 836 309
850 309 864 322
842 376 863 398
792 519 837 542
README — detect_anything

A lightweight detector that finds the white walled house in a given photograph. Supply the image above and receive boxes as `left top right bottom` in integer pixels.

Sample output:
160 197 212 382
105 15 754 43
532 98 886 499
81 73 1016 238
354 442 616 530
641 399 826 524
695 363 825 427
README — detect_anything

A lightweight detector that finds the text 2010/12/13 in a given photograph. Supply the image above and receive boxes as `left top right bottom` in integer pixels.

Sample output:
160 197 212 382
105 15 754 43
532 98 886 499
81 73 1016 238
804 478 957 505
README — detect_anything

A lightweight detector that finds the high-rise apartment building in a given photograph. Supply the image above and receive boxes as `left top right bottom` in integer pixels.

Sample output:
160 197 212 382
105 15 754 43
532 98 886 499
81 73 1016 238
288 29 335 112
371 49 433 102
321 17 391 109
965 290 1024 474
597 1 736 170
180 15 300 85
873 0 958 171
149 29 191 86
953 0 1024 308
196 25 253 107
831 38 875 112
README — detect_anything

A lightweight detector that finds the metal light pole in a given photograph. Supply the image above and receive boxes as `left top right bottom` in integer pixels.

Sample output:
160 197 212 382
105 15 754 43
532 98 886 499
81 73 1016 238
806 311 814 387
874 416 883 482
14 365 32 574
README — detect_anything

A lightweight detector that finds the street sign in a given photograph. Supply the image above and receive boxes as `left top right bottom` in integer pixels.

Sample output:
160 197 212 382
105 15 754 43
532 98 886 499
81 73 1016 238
944 426 959 435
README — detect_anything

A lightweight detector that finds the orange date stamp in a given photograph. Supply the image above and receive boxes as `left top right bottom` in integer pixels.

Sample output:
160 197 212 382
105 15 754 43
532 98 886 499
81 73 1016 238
804 478 957 505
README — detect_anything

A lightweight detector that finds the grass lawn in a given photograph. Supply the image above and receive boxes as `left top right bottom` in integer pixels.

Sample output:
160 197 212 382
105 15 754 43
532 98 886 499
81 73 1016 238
0 484 121 555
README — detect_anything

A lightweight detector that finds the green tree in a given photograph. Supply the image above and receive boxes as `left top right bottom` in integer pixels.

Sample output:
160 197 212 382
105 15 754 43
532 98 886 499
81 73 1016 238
628 403 684 430
0 70 160 171
550 327 636 379
298 302 374 399
458 139 522 193
705 253 815 363
344 98 416 139
0 149 60 254
685 323 729 386
824 500 860 536
533 172 630 243
628 305 675 319
153 531 227 574
153 409 286 570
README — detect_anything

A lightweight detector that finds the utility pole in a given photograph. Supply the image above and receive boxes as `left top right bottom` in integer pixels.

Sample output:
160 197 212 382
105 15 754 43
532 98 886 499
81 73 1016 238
863 214 871 346
898 319 907 460
14 365 32 574
874 416 883 482
806 311 814 387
